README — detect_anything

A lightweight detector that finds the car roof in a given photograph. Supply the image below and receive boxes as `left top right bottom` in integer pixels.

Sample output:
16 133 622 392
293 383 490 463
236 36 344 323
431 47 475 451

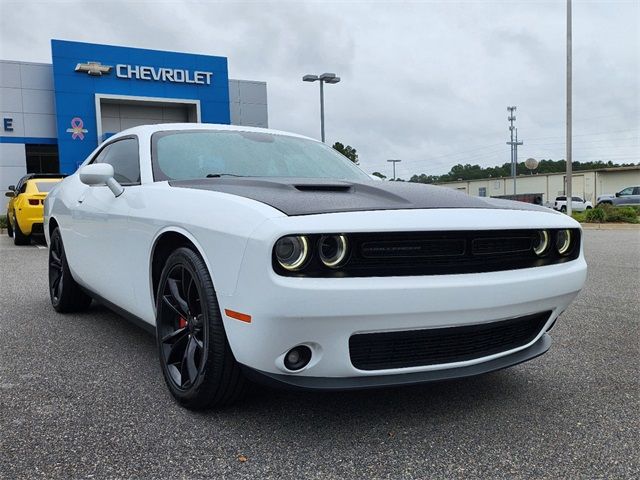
27 177 63 183
107 122 318 143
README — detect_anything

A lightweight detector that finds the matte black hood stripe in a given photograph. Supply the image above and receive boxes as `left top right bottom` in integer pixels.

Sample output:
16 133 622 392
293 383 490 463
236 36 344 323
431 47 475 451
169 177 550 216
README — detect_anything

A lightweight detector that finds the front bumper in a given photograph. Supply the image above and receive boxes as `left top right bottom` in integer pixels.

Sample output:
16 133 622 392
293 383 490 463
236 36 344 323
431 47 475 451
221 257 586 380
241 333 551 391
216 208 586 385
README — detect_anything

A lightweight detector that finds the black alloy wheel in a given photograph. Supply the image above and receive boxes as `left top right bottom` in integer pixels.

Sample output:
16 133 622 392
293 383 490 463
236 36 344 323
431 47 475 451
49 232 64 304
6 211 13 237
48 228 92 312
158 262 207 391
13 211 30 245
156 247 246 409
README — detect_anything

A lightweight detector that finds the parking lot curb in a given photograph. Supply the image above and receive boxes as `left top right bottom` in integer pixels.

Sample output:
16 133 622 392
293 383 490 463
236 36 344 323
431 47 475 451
580 223 640 230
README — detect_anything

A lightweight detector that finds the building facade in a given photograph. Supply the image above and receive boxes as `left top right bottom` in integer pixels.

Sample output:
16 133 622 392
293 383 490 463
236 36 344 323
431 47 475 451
437 166 640 204
0 40 268 188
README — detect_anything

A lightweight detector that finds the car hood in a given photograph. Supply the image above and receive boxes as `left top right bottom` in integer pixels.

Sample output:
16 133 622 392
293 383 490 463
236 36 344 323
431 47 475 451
169 177 551 216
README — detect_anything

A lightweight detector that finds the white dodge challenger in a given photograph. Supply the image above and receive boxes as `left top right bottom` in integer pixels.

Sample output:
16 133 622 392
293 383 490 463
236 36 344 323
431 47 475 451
44 124 587 409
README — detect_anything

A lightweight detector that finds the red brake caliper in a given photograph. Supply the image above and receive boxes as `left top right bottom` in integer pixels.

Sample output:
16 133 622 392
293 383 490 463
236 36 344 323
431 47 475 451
178 317 187 329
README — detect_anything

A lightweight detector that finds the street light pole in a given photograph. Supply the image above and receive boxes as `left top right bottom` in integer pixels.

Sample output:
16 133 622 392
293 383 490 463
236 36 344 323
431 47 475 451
387 159 401 180
303 72 341 143
319 80 325 143
566 0 573 216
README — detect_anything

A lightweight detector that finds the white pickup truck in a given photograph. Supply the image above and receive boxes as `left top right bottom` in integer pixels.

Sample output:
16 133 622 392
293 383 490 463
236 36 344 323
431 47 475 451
553 196 593 213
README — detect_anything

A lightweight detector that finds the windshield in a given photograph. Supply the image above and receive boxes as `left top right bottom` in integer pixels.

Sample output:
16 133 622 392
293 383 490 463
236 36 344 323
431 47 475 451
34 181 60 192
152 130 371 182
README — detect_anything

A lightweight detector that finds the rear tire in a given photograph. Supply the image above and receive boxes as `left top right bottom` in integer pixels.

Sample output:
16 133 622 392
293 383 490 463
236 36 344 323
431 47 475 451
49 228 92 313
586 206 592 210
13 211 30 245
6 211 13 238
156 247 247 410
560 206 567 213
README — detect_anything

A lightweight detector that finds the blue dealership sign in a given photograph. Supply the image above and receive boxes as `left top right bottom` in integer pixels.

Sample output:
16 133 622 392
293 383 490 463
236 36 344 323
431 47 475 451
51 40 230 173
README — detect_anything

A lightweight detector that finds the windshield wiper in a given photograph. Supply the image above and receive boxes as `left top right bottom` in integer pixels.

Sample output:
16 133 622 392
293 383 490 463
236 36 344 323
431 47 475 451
205 173 245 178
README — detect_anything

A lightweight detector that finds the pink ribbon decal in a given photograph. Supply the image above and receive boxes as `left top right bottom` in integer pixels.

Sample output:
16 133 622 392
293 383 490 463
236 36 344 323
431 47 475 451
66 117 88 140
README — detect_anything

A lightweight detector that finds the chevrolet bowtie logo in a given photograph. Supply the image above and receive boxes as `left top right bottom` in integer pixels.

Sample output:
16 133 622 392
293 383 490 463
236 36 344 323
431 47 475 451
75 61 112 76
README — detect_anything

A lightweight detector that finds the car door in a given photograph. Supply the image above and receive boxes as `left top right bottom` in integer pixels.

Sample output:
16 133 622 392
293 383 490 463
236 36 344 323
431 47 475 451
572 196 585 212
69 136 141 310
615 187 635 206
632 187 640 204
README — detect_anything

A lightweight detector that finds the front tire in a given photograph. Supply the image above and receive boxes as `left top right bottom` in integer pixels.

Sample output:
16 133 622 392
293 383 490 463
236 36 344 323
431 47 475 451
49 228 92 312
13 211 30 245
156 247 246 410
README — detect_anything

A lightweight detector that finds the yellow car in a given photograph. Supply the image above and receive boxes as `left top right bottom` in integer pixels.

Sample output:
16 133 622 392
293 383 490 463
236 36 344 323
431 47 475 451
5 174 65 245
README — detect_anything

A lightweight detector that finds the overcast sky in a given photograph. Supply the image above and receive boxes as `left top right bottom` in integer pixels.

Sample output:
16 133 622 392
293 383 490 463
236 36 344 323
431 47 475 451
1 0 638 179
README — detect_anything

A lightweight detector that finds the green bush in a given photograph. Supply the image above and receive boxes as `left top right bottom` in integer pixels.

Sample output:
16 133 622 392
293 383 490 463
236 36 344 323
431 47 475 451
605 206 639 223
0 214 7 229
585 207 606 223
585 205 639 224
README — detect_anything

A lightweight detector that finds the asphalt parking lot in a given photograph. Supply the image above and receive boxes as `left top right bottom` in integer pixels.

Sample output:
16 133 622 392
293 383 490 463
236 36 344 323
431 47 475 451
0 229 638 479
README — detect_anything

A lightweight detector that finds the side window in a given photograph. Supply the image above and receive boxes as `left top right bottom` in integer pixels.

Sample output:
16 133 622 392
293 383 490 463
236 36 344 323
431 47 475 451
572 197 583 202
93 138 140 185
634 187 640 195
619 187 633 196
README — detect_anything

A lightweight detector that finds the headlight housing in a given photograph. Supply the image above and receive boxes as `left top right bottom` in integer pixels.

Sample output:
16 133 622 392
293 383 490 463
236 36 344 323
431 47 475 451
533 230 550 256
319 234 349 268
274 235 309 271
556 229 573 255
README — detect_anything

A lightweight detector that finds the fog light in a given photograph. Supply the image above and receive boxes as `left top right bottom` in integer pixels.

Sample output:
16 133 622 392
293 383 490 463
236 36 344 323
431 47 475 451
284 345 312 371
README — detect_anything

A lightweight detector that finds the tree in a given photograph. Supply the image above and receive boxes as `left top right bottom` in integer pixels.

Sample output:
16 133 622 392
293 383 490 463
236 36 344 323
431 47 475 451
332 142 359 164
371 171 387 180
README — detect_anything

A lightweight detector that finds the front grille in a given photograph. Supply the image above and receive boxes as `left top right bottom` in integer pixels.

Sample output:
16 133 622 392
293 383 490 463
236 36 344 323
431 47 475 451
349 311 551 370
274 229 581 277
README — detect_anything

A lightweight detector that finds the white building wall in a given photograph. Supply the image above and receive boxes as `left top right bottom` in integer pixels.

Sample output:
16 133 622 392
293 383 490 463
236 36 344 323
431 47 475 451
437 168 638 204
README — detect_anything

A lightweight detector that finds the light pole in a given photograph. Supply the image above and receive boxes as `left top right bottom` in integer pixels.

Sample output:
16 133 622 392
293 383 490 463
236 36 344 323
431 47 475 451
566 0 573 215
387 159 401 181
303 73 341 142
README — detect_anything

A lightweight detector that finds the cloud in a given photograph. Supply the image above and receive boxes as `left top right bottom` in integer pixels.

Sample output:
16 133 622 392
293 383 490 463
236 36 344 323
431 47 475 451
1 0 637 179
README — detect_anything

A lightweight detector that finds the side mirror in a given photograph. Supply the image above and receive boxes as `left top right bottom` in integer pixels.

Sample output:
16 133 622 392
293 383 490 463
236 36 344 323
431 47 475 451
8 185 15 191
79 163 124 197
615 192 621 197
5 191 15 197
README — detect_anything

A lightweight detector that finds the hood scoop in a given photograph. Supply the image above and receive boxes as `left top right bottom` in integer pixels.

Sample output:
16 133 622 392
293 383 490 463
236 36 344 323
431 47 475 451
294 184 352 193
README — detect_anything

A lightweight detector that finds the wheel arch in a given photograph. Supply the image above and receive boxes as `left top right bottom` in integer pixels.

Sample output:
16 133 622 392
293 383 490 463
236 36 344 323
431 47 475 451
48 216 59 237
149 227 215 308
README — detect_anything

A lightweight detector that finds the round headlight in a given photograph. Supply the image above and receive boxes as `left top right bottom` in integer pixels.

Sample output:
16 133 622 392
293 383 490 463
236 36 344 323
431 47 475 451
533 230 550 256
556 229 572 255
275 235 309 271
319 234 349 268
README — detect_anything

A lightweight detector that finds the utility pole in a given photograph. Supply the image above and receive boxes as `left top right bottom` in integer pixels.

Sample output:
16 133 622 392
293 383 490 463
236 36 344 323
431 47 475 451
506 106 523 195
566 0 573 215
387 159 401 181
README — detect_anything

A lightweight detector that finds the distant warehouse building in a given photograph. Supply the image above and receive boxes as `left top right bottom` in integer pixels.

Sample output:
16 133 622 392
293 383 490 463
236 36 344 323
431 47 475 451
437 166 640 204
0 40 268 188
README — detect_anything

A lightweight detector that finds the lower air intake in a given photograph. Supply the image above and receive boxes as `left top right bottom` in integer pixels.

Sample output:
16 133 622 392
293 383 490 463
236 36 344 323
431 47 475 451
349 311 551 371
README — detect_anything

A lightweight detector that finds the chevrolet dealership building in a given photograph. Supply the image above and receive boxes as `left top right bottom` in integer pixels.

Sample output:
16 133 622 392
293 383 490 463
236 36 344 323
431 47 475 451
0 40 268 188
